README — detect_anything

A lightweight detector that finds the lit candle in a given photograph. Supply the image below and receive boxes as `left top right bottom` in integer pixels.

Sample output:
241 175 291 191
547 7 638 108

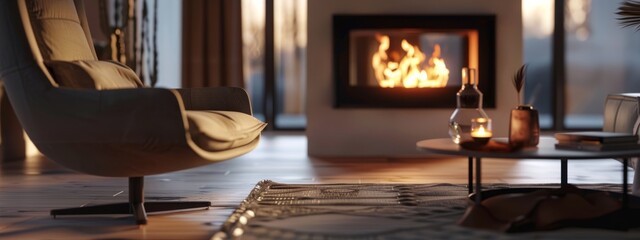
471 118 492 144
472 125 492 138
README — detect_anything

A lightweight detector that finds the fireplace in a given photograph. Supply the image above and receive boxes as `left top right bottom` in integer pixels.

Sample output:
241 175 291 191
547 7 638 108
333 15 496 108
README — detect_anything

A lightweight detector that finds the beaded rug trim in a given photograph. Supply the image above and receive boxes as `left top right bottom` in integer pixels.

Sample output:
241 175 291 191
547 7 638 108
212 181 637 240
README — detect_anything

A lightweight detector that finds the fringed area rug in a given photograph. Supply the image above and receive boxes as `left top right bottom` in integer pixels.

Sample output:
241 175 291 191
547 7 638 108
212 181 640 240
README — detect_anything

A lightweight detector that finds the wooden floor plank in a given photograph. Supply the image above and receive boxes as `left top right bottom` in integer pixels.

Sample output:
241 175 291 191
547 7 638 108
0 133 634 239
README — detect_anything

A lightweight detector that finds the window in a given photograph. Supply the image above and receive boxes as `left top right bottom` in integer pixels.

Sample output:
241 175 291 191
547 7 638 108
523 0 640 130
242 0 307 130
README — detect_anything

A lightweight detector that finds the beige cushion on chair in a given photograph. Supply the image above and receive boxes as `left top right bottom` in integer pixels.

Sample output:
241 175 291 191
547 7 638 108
30 0 96 61
45 60 143 89
186 110 267 151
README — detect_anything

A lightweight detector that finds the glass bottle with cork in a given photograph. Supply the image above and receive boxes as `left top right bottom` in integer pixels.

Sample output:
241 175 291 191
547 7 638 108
448 68 489 144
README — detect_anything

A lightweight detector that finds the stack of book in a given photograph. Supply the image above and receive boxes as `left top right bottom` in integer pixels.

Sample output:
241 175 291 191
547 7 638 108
554 131 640 151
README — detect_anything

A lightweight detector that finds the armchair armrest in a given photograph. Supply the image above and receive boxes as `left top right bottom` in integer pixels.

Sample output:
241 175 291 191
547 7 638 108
174 87 252 115
33 87 188 145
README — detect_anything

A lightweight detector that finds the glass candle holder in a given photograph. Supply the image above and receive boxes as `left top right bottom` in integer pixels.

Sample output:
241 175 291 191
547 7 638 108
470 118 492 144
448 68 488 144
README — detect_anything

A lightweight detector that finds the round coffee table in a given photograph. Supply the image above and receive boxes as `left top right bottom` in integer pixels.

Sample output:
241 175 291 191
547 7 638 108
416 137 640 207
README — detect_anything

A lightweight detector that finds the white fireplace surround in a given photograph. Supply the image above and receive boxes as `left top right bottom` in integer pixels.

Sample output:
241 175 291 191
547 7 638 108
306 0 522 157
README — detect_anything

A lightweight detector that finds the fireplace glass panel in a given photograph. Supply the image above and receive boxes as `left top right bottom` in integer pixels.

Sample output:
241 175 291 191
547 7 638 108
349 29 478 89
333 15 495 109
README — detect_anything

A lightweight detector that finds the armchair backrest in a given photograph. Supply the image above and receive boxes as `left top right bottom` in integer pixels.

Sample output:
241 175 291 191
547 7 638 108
19 0 143 89
1 0 97 88
0 0 59 139
0 0 143 144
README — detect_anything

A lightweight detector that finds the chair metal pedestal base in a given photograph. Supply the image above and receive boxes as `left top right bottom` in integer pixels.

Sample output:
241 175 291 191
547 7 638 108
50 177 211 224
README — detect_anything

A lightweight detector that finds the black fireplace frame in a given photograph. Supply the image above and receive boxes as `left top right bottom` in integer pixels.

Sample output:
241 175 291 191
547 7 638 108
333 15 496 109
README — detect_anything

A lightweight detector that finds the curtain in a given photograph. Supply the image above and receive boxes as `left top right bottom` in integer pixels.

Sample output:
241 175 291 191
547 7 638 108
182 0 244 88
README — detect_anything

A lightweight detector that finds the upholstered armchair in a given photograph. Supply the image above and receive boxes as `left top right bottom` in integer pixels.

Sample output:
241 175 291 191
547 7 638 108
603 93 640 195
0 0 265 224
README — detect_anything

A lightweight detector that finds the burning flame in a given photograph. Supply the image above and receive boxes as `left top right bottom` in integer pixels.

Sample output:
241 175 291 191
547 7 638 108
372 35 450 88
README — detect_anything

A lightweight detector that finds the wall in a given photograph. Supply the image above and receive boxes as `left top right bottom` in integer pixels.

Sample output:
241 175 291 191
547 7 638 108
307 0 523 157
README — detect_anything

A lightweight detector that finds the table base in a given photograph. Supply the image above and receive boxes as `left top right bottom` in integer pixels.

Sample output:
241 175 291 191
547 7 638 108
468 157 631 207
